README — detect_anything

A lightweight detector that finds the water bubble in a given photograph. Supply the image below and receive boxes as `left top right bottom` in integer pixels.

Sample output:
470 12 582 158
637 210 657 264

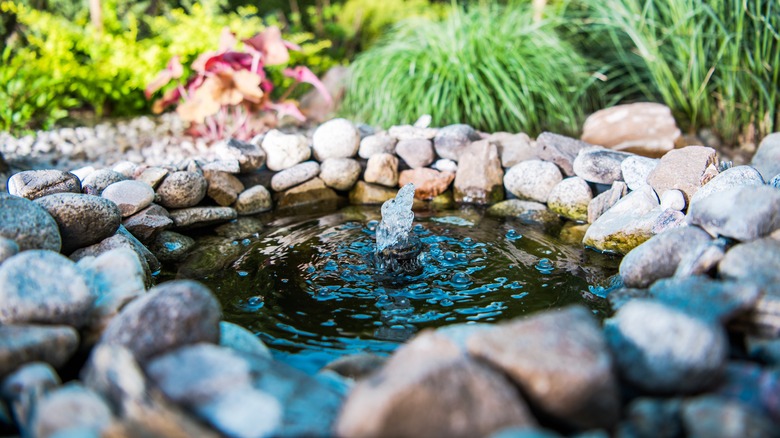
440 299 454 307
451 272 470 285
231 240 239 246
535 258 554 274
413 224 426 233
463 237 474 246
241 238 251 246
366 220 378 232
237 270 249 277
444 251 457 262
505 229 522 241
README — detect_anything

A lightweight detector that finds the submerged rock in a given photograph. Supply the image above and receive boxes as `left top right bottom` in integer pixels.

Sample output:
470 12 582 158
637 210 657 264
487 199 561 226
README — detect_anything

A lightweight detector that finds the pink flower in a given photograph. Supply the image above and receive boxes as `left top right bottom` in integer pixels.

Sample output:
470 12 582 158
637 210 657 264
145 56 183 98
283 66 333 105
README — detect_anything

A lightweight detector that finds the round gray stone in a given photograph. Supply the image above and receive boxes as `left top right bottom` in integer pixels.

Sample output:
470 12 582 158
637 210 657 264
270 161 320 192
358 133 396 159
34 193 121 254
433 124 479 161
81 169 127 196
7 170 81 200
312 118 360 161
101 180 155 217
572 147 632 184
0 236 19 264
687 185 780 241
0 194 62 252
261 130 311 171
689 165 765 207
395 138 435 169
156 171 207 209
751 132 780 180
150 231 196 262
235 185 273 215
504 160 563 203
319 158 361 191
0 325 79 377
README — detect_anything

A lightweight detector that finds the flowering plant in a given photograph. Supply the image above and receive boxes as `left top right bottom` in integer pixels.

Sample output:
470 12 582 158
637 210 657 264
145 26 331 140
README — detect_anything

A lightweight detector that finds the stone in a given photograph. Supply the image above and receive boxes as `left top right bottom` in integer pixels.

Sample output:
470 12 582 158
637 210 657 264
69 232 157 284
572 147 632 184
433 124 480 161
535 132 590 176
270 161 320 192
1 362 60 434
649 276 761 324
605 299 727 394
196 386 282 438
432 158 458 173
646 146 719 202
0 194 61 252
7 169 81 200
81 169 126 195
388 124 438 141
349 181 398 205
488 132 536 167
101 180 155 217
198 158 240 174
719 237 780 284
454 141 505 204
681 396 778 438
674 237 727 277
486 200 560 225
689 165 765 207
364 153 399 187
0 236 18 264
687 185 780 241
234 185 273 215
323 354 386 380
503 160 562 203
219 138 267 173
652 208 686 234
398 168 455 200
29 383 114 438
204 170 245 206
587 181 627 223
261 130 311 171
547 177 592 222
619 226 713 288
276 177 339 211
467 306 620 430
395 138 435 169
99 280 221 362
219 321 271 358
751 132 780 180
169 207 238 229
337 331 535 438
150 231 196 262
319 158 362 191
358 132 396 159
81 344 146 418
0 250 93 326
581 103 681 157
112 161 138 178
135 166 169 189
214 217 265 240
582 185 660 254
619 398 683 438
34 193 121 253
0 325 78 377
156 171 207 209
122 204 172 243
312 118 360 161
620 155 659 190
660 189 686 211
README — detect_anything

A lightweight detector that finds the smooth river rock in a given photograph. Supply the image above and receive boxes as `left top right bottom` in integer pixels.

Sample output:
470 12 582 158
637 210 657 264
311 118 360 161
156 171 208 209
581 103 681 157
169 207 238 229
488 132 536 167
620 155 659 190
218 138 267 173
29 383 114 438
582 185 660 254
234 185 273 215
81 169 126 195
547 177 592 222
0 325 79 377
719 237 780 284
261 130 311 171
34 193 121 253
503 160 562 203
433 124 480 161
270 161 320 192
572 147 632 184
204 170 245 206
688 165 765 207
364 153 399 187
454 141 504 204
319 158 361 191
0 193 62 252
395 138 435 169
751 132 780 180
648 276 761 324
646 146 719 202
687 185 780 241
7 170 81 200
150 231 196 262
536 132 590 176
101 180 155 217
358 132 396 159
0 237 19 264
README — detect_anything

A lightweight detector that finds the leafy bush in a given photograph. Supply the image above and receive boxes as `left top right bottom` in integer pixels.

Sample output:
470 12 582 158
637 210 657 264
341 4 598 135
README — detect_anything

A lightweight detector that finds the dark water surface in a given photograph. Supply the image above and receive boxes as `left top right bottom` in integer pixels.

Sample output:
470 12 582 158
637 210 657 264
171 205 621 374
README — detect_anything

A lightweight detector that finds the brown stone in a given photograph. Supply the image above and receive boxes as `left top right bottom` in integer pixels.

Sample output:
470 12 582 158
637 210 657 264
276 177 338 211
647 146 719 202
453 141 504 205
399 168 455 200
349 181 398 205
364 153 399 187
204 170 245 206
581 103 681 157
122 204 173 243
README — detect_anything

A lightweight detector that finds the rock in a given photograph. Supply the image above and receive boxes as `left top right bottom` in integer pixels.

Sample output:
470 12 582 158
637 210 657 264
467 306 620 430
0 325 78 377
7 170 81 200
218 138 267 173
536 132 590 176
276 177 339 211
751 132 780 180
1 362 60 434
681 396 778 438
122 204 172 243
572 147 633 185
81 169 126 195
234 185 273 215
29 383 114 438
34 193 121 254
620 155 659 190
169 207 238 229
101 180 155 217
349 181 398 205
582 185 660 254
674 237 727 277
713 361 780 424
547 177 592 222
196 386 282 438
364 153 399 187
648 276 761 323
261 130 311 171
214 217 265 240
204 170 245 206
399 168 455 200
486 200 560 225
503 160 562 203
0 250 93 326
112 161 138 178
135 166 169 189
337 331 535 438
198 157 241 174
0 194 61 252
687 185 780 241
619 226 713 288
270 161 320 192
689 165 765 207
312 118 360 161
581 103 681 156
646 146 719 202
149 231 196 262
69 231 158 284
433 124 480 161
660 189 686 211
323 354 386 380
99 280 221 362
652 208 687 234
319 158 362 191
0 236 18 264
432 158 458 173
719 237 780 283
488 132 536 167
219 321 271 359
587 181 627 223
388 124 438 141
155 171 207 209
395 138 435 169
358 132 397 159
605 299 727 394
619 398 683 438
454 141 505 204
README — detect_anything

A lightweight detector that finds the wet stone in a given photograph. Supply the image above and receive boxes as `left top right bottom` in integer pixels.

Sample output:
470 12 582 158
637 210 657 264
270 161 320 192
689 165 765 207
0 237 19 264
547 177 592 222
681 395 779 438
751 132 780 180
0 325 78 377
7 169 81 200
620 155 658 191
647 146 719 202
156 171 207 209
219 321 271 359
454 141 505 204
433 123 480 161
364 153 399 187
150 231 196 263
235 185 273 215
395 138 435 169
687 185 780 241
572 146 632 184
81 169 126 195
319 158 362 191
581 103 681 157
169 207 237 229
101 180 155 217
312 118 360 161
399 168 455 200
29 383 114 438
486 200 560 225
718 237 780 283
619 398 683 438
204 170 245 206
504 160 562 203
587 181 627 223
349 181 398 205
122 203 172 243
35 193 121 253
648 276 761 323
582 185 660 254
0 194 62 252
536 132 590 176
213 217 264 240
358 132 397 159
135 166 168 189
70 231 158 284
276 177 339 211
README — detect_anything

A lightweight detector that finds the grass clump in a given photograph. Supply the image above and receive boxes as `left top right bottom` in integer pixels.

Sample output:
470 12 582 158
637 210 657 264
341 4 598 135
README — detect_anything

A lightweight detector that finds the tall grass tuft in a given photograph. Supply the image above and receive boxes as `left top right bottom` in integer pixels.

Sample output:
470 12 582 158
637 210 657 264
585 0 780 146
341 4 599 135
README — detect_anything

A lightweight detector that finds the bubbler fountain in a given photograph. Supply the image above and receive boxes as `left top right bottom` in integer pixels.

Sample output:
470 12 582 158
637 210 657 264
374 183 423 273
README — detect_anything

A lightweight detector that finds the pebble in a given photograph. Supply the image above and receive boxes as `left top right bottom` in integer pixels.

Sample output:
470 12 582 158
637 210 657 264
454 141 505 204
572 146 632 184
504 160 562 203
276 177 339 211
687 185 780 241
101 180 155 217
81 169 126 195
7 169 81 200
29 383 114 438
234 185 273 215
580 103 681 157
0 194 62 252
688 165 765 207
218 138 266 173
150 231 196 262
750 132 780 180
219 321 272 359
547 177 592 222
587 181 627 223
312 118 360 161
156 171 208 209
270 161 320 192
349 181 399 205
169 207 238 229
395 138 435 169
0 250 94 326
34 193 122 253
358 132 396 159
398 168 455 200
647 146 719 202
364 153 399 187
204 170 245 206
112 161 139 177
433 124 479 161
0 325 79 377
488 132 536 167
69 232 157 284
319 158 362 191
659 189 686 211
583 185 660 254
261 130 312 171
135 166 169 189
535 132 590 176
620 155 659 190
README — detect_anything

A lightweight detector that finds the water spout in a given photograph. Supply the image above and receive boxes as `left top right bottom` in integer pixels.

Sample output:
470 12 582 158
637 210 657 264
375 184 422 272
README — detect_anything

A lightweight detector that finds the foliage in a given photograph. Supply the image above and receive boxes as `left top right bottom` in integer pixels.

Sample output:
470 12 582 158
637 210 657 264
341 4 598 135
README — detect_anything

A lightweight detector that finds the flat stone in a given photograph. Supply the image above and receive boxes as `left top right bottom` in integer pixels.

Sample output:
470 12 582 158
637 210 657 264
29 383 114 438
198 158 240 173
319 158 361 191
81 169 126 195
660 189 686 211
69 231 158 285
572 147 632 184
433 124 480 161
647 146 719 202
583 185 660 254
454 141 505 204
364 153 399 187
34 193 121 253
122 204 172 243
467 306 620 430
619 226 713 288
0 194 61 252
169 207 237 229
276 177 339 211
649 276 761 324
156 171 207 209
99 280 221 362
101 180 155 217
605 299 727 394
0 250 94 326
504 160 562 203
359 132 397 159
135 166 168 189
486 200 560 225
218 138 266 173
312 118 360 161
620 155 659 190
0 325 78 377
536 132 590 176
681 395 778 438
219 321 271 359
204 170 245 206
149 231 196 262
581 103 681 157
388 124 438 141
719 237 780 283
689 165 765 207
687 185 780 241
7 170 81 200
399 168 455 200
349 181 398 205
587 181 627 223
261 130 311 171
488 132 536 167
751 132 780 180
395 138 435 169
547 177 592 222
112 161 138 178
234 185 273 215
270 161 320 192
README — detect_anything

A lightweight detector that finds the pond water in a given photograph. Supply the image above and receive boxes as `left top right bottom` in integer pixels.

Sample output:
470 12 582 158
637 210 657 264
169 205 621 374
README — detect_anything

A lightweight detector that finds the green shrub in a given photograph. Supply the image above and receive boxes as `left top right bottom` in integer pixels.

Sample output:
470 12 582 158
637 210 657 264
341 4 598 135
